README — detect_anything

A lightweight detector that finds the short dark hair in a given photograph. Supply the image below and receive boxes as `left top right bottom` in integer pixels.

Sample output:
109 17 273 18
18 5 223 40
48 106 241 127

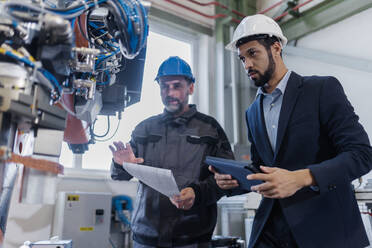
184 76 194 85
236 34 282 56
158 76 193 85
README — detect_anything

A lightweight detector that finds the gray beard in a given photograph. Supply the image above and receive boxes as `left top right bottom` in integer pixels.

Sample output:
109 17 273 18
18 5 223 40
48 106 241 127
165 103 182 113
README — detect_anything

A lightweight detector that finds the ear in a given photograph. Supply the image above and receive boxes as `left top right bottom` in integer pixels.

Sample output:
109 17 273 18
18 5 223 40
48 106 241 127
188 83 194 95
271 42 282 57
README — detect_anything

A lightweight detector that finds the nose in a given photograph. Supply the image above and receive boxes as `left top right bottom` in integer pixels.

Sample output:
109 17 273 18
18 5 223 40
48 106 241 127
166 85 177 96
244 58 253 70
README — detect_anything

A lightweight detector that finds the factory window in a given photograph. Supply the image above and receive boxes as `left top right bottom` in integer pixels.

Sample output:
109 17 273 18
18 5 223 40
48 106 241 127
60 30 194 172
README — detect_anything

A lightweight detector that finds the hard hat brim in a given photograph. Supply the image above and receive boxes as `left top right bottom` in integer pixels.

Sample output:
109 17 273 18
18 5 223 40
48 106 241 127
225 34 287 52
225 40 237 52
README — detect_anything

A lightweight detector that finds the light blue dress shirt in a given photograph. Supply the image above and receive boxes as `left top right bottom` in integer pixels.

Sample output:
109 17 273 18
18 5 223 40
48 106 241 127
257 70 291 152
257 71 319 191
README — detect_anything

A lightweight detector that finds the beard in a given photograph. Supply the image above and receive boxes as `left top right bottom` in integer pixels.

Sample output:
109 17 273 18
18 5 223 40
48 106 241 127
164 96 184 114
248 49 276 87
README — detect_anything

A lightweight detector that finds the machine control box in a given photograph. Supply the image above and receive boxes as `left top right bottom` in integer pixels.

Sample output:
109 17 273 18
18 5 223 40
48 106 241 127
52 192 112 248
29 239 72 248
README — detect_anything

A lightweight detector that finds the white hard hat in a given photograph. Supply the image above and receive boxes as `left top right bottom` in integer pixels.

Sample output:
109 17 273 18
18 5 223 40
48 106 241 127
225 14 287 51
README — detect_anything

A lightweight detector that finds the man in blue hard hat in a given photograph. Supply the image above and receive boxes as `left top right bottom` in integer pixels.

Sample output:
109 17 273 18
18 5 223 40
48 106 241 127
109 56 234 248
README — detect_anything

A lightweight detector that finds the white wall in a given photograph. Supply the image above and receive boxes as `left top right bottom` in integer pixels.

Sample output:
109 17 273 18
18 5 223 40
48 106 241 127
257 0 325 18
296 7 372 61
283 7 372 182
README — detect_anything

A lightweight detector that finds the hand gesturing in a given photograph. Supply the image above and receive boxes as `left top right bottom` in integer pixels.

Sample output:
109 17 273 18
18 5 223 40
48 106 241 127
109 141 144 165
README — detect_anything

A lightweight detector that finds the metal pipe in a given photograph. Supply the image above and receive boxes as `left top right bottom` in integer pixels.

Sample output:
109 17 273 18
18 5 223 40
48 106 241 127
258 0 286 14
72 153 83 169
163 0 241 23
185 0 246 17
230 26 240 145
165 0 315 25
274 0 315 21
0 113 17 245
164 0 227 19
185 0 291 20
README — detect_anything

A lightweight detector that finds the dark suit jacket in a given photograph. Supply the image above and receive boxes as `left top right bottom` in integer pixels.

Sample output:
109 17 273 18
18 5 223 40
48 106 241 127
245 72 372 248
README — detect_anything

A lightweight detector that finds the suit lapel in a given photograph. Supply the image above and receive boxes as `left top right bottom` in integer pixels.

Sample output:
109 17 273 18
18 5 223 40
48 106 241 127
274 72 303 162
248 94 274 165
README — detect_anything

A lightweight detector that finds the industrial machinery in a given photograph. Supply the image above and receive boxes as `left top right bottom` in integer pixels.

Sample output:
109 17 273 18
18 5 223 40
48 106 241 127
0 0 149 245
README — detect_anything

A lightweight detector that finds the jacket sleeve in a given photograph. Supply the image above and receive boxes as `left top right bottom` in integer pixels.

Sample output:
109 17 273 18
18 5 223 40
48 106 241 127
188 121 235 208
110 160 133 180
110 139 137 181
308 77 372 193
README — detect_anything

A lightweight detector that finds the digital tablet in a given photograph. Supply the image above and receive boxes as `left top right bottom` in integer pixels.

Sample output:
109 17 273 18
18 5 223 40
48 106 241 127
205 156 262 191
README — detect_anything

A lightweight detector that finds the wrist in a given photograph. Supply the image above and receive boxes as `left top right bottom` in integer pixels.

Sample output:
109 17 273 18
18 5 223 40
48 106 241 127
297 169 315 187
188 183 200 207
112 159 122 167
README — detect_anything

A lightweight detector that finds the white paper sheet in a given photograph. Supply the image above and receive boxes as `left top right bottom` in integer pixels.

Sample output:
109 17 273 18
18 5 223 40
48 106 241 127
123 162 180 197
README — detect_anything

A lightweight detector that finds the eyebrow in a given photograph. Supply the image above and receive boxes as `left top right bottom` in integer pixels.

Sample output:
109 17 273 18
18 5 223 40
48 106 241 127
161 79 181 84
240 47 258 57
160 81 182 87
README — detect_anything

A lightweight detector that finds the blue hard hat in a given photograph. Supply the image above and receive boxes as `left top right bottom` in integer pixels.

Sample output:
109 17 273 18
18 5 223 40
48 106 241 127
155 56 195 83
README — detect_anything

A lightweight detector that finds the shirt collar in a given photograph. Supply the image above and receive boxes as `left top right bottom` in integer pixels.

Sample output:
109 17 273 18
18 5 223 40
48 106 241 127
256 70 292 97
160 104 197 126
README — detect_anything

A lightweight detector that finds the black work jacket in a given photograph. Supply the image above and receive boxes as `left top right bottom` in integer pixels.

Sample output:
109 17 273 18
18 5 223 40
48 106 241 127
111 105 234 247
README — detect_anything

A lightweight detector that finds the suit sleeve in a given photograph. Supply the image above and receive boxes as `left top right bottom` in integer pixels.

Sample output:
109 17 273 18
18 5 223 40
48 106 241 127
225 111 261 196
308 77 372 193
188 122 235 208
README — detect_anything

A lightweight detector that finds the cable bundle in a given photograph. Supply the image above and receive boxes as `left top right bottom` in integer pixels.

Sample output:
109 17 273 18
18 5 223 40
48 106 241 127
0 45 62 99
4 0 148 59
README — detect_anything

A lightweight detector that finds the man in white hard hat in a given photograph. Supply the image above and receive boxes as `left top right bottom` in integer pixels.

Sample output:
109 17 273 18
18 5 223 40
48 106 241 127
210 14 372 248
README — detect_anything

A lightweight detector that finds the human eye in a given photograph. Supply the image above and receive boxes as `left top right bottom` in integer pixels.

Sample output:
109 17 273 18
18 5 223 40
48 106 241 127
239 56 245 63
160 84 168 90
248 49 256 57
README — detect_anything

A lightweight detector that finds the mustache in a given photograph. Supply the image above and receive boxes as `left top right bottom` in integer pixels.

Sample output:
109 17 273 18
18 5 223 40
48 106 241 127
165 97 180 104
248 69 259 75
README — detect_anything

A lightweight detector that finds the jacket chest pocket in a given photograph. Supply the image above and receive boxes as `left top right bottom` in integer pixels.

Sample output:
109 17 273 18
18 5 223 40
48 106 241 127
133 134 163 168
185 134 219 156
172 134 219 187
186 135 219 146
185 134 219 158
